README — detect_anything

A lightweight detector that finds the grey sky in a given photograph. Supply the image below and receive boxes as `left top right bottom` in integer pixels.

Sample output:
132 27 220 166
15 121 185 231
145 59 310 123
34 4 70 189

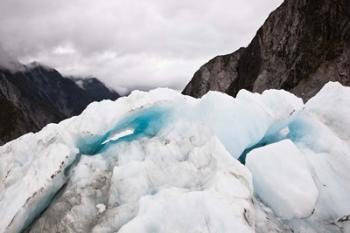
0 0 283 94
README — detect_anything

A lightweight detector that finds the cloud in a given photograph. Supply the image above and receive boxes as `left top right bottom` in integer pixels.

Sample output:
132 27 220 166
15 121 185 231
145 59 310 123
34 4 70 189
0 45 23 71
0 0 283 93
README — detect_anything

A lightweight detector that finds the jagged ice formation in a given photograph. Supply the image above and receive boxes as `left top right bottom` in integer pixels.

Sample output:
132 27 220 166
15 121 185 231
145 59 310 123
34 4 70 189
0 82 350 233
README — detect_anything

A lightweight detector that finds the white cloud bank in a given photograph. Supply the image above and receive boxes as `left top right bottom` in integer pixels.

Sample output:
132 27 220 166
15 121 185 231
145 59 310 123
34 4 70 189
0 0 283 93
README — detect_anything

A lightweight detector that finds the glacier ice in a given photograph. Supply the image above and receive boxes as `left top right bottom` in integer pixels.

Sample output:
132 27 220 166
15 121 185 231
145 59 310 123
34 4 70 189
77 104 172 155
0 82 350 233
246 139 319 219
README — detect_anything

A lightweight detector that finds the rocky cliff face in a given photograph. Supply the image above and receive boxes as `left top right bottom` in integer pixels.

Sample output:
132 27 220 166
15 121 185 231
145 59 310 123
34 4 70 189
183 0 350 100
0 63 120 145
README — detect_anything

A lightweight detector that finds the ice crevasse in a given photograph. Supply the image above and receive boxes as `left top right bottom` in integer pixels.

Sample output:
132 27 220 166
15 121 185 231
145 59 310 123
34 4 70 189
0 82 349 233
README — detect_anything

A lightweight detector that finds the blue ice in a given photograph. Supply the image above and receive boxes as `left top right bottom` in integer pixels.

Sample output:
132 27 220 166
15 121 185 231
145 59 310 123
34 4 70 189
238 114 310 164
78 105 172 155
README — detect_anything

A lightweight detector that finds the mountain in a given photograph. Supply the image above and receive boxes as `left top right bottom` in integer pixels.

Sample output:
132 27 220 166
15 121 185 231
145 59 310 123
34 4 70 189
0 82 349 233
0 62 120 145
183 0 350 100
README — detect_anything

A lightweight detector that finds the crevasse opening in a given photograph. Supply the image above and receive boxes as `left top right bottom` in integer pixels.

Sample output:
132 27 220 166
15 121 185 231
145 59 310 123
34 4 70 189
238 126 290 164
238 112 318 164
12 106 172 233
77 105 172 155
238 116 298 164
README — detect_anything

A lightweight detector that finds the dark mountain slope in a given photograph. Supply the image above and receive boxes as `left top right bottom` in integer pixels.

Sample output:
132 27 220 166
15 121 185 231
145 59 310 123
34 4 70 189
0 63 120 145
183 0 350 100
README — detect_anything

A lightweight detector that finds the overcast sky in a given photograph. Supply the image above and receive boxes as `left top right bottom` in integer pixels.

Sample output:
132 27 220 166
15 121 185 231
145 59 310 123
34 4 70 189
0 0 283 94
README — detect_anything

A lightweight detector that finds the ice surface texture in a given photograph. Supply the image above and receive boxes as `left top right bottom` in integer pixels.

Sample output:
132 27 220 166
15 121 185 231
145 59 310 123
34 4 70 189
0 82 350 233
77 105 172 155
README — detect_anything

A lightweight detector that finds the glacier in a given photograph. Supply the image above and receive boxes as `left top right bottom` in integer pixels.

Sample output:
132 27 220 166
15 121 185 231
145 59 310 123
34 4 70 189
0 82 350 233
